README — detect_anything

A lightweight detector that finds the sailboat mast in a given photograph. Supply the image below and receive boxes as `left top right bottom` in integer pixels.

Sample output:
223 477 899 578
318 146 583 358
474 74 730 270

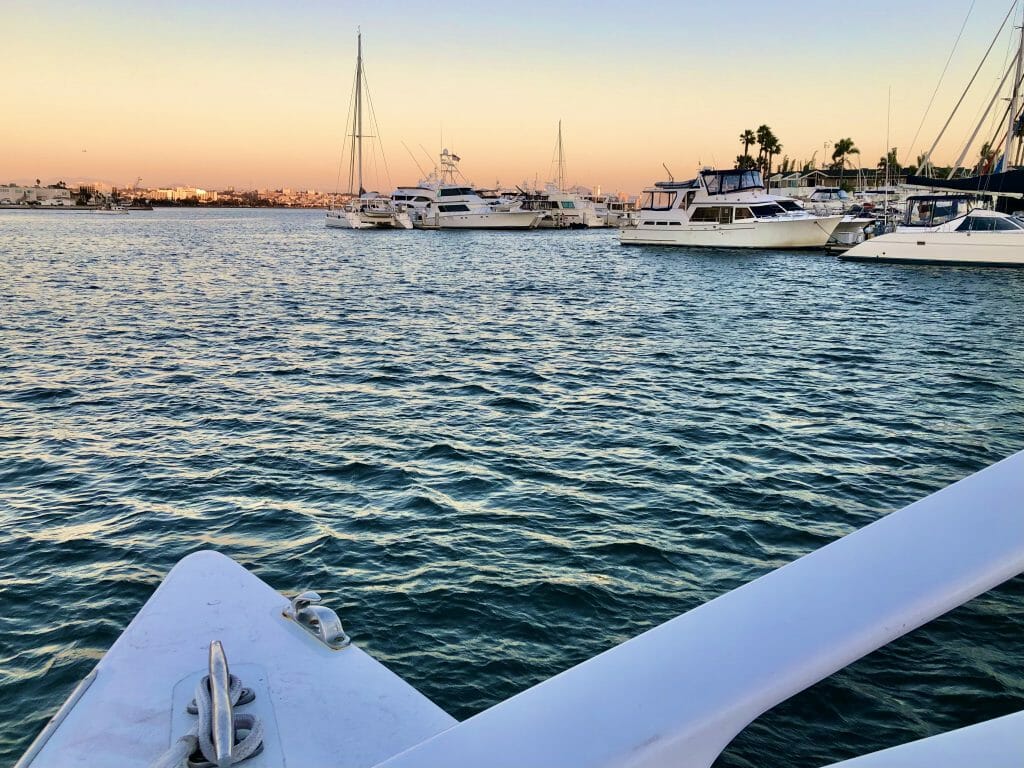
1002 2 1024 170
557 120 565 192
356 31 364 195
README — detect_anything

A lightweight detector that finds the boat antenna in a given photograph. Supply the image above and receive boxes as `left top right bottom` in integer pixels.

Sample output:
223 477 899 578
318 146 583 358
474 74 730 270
402 142 428 179
662 163 674 182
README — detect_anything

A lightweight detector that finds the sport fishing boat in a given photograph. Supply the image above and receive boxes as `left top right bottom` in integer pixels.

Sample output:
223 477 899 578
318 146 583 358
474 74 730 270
413 150 542 230
14 451 1024 767
620 168 842 248
325 33 411 231
840 194 1024 266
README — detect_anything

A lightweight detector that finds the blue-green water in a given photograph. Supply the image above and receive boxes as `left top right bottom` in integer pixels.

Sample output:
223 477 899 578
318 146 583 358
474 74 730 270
0 208 1022 766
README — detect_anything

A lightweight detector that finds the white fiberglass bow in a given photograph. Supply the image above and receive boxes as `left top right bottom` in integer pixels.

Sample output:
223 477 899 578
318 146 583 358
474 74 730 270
16 451 1024 768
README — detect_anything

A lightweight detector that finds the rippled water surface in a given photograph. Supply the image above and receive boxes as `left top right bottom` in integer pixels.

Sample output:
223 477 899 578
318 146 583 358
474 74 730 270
1 208 1022 766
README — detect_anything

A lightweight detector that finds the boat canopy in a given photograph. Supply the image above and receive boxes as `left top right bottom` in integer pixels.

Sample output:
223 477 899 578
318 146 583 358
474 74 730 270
701 169 764 194
903 195 973 227
905 168 1024 197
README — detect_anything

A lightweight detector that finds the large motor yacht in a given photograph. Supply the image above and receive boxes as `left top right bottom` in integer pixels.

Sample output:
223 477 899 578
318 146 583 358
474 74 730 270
412 150 543 230
840 194 1024 266
620 169 842 249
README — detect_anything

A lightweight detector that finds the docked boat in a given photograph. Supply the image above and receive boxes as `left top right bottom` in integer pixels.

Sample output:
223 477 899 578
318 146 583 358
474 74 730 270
325 33 410 230
620 168 842 248
14 451 1024 767
840 194 1024 266
413 150 542 230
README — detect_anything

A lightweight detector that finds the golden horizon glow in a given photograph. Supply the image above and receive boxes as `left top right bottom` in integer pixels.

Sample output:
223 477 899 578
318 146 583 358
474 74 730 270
4 1 1020 193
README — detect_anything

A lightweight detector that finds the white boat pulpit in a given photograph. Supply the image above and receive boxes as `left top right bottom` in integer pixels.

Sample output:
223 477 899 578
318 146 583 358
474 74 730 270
15 450 1024 767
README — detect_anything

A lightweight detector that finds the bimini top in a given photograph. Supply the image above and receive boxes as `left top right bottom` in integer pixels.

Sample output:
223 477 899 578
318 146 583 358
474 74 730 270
700 169 765 194
653 179 699 190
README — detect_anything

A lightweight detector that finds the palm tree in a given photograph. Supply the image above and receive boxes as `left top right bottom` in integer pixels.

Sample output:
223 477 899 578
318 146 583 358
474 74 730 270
739 129 756 157
831 138 859 189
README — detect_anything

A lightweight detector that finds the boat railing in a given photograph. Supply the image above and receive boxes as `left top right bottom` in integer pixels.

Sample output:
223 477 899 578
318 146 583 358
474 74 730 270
374 450 1024 768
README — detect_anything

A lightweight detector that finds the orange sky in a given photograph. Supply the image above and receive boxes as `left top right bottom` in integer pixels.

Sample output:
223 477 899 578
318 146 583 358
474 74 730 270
4 1 1021 193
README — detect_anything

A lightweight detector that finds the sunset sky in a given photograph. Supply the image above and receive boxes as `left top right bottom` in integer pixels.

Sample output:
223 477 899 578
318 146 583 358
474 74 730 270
4 1 1021 193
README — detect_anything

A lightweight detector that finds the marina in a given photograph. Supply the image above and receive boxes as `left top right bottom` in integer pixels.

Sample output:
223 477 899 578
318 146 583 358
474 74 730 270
4 1 1024 766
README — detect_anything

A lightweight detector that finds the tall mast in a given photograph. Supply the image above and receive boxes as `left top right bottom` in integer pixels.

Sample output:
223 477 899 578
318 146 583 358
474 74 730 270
1003 2 1024 171
356 30 363 195
557 120 565 192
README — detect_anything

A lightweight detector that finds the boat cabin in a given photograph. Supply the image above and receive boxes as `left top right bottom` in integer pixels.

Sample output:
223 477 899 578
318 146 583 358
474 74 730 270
902 195 974 227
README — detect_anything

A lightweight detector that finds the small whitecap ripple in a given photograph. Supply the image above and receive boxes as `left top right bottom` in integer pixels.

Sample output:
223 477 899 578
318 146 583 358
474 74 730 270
0 209 1022 766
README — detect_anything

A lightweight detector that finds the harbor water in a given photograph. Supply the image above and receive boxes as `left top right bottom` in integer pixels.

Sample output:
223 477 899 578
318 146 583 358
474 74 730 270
1 208 1022 766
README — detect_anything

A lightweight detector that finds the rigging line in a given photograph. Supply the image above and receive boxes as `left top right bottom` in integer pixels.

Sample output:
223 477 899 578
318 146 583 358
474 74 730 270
919 0 1017 173
361 61 394 191
906 0 976 164
909 0 978 162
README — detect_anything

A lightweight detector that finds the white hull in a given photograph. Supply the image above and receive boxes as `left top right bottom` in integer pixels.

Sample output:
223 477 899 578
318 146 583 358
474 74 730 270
841 231 1024 266
620 215 842 249
325 210 412 229
417 209 541 229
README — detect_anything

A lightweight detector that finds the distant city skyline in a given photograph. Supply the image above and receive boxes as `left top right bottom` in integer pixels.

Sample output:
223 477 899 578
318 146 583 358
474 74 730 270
5 1 1020 192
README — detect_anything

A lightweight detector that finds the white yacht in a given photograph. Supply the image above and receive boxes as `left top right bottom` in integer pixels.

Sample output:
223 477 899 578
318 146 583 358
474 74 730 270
516 185 606 228
325 33 410 231
840 194 1024 266
14 451 1024 767
794 188 877 245
621 169 842 248
413 150 543 230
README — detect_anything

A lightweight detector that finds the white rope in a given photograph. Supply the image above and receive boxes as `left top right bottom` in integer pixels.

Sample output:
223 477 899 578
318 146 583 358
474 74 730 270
150 674 264 768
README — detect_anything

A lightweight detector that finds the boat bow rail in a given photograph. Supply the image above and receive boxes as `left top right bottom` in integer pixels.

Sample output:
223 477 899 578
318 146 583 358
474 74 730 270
374 450 1024 768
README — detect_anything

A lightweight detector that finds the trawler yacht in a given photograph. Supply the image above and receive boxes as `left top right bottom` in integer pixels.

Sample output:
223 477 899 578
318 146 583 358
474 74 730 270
840 194 1024 266
620 169 842 248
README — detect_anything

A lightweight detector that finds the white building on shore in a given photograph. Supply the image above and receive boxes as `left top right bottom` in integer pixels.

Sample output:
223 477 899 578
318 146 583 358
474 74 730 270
0 184 73 205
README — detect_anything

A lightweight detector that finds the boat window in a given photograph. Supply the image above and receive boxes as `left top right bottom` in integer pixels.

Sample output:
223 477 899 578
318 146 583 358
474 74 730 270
776 200 802 212
703 171 763 195
438 204 470 212
640 191 677 210
415 196 431 203
561 201 576 209
643 220 656 225
438 187 473 197
733 207 754 221
690 206 732 224
750 204 785 218
957 215 1023 231
656 221 668 225
685 191 697 209
906 198 965 227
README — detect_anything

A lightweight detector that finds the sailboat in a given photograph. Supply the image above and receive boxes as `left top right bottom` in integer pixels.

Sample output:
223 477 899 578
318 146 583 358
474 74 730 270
842 0 1024 266
519 121 606 228
325 32 411 230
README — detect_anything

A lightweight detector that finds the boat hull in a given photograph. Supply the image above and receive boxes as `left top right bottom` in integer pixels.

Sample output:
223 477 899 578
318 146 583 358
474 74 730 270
419 210 542 229
325 210 412 229
840 231 1024 266
620 215 842 249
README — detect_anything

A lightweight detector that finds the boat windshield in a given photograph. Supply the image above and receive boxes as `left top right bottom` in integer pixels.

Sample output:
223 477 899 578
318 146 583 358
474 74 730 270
904 197 970 227
955 214 1024 231
750 203 786 218
702 170 763 195
776 200 803 212
640 191 677 210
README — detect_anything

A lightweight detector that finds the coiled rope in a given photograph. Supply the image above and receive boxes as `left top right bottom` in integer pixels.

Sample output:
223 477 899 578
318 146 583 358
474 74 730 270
150 673 263 768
